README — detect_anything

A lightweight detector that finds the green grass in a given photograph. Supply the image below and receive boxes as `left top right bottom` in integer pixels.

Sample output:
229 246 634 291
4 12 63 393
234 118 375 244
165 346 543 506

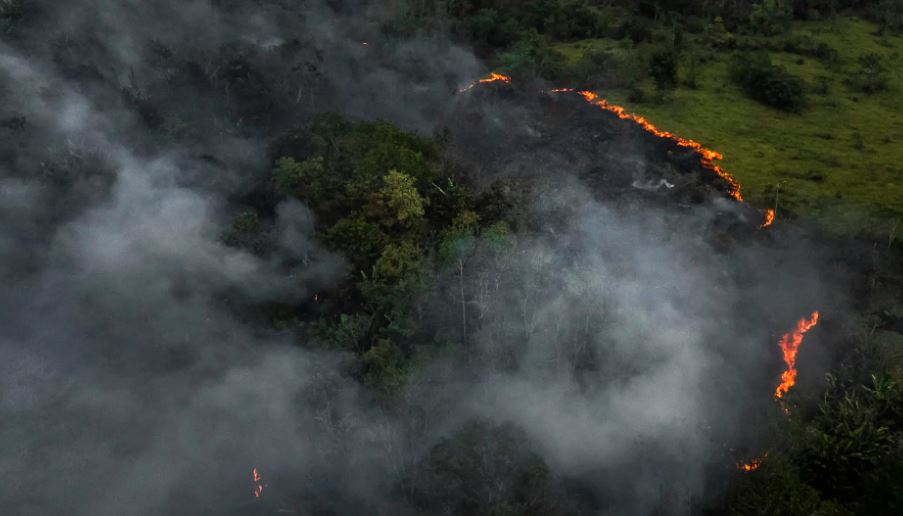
556 17 903 237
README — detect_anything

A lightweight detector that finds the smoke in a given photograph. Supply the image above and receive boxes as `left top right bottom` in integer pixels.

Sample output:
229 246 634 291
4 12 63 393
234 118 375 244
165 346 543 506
0 1 840 515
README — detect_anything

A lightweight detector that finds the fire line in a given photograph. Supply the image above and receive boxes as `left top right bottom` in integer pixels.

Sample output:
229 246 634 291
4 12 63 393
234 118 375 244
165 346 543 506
457 72 512 93
774 311 820 399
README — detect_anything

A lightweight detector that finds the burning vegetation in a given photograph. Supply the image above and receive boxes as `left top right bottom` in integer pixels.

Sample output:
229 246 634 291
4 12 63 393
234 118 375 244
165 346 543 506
252 467 264 499
775 312 821 400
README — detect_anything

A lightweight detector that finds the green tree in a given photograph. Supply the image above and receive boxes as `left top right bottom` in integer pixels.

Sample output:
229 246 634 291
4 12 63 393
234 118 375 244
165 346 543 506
273 156 329 200
324 214 389 267
851 53 889 94
729 53 805 112
749 0 792 36
372 241 426 284
313 313 373 352
498 30 564 80
363 339 410 393
649 47 678 91
222 211 270 253
720 454 848 516
369 170 426 227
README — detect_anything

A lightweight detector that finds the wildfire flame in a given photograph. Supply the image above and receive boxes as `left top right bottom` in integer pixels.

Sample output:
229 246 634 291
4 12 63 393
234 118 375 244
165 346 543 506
457 72 512 93
252 467 264 499
760 209 775 228
774 311 820 399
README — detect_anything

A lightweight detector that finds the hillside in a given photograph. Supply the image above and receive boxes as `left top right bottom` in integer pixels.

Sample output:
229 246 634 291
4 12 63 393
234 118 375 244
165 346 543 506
553 16 903 237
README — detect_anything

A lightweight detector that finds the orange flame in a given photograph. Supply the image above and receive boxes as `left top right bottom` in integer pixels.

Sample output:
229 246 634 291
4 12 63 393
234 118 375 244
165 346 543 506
738 452 768 472
774 312 820 399
760 209 775 228
458 72 512 93
573 91 742 201
252 467 264 499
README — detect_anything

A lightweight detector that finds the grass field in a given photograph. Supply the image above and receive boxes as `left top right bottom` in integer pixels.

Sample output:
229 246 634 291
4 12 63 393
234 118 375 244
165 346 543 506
555 17 903 237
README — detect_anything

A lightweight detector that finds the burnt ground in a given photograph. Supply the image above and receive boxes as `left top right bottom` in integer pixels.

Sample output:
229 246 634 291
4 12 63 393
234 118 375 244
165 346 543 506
441 82 767 235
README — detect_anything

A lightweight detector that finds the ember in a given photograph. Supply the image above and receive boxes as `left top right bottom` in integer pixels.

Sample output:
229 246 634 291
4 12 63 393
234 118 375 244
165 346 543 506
252 467 264 499
738 453 767 472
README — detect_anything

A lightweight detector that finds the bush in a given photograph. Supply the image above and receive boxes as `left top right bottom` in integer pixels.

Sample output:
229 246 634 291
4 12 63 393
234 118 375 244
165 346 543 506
467 9 522 49
729 53 806 111
850 52 889 94
497 31 566 81
617 16 653 43
749 0 793 36
649 47 678 90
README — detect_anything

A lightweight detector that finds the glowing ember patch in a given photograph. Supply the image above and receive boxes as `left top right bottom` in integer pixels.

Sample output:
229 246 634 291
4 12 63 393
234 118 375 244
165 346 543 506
458 72 512 93
572 90 742 201
774 312 820 399
252 467 264 499
760 209 775 228
738 453 767 472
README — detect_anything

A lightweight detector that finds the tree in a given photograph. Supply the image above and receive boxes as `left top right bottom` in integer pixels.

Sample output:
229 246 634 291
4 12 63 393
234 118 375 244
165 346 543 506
497 30 564 81
649 47 678 91
719 454 848 516
273 156 329 201
363 339 410 393
372 241 426 284
749 0 793 36
729 53 805 112
439 211 480 343
369 170 426 227
325 214 389 267
222 211 270 253
851 53 889 94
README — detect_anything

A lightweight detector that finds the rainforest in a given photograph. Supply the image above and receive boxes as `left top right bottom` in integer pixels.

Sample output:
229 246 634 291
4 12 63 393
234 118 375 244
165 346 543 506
1 1 901 515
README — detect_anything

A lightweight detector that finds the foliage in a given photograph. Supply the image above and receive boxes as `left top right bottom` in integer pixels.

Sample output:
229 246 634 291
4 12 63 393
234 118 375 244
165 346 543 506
617 15 653 43
313 313 373 352
649 47 678 90
718 454 849 516
849 52 889 94
749 0 794 36
497 30 566 80
324 215 389 267
362 339 410 393
467 8 523 50
222 211 270 253
729 52 806 111
408 421 569 514
369 170 426 227
799 373 902 501
273 156 329 201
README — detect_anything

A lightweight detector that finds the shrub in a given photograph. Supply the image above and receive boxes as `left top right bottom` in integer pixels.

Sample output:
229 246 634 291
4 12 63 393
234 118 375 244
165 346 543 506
497 31 566 81
467 9 521 49
729 53 806 111
617 16 653 43
649 47 678 90
850 52 889 94
749 0 793 36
